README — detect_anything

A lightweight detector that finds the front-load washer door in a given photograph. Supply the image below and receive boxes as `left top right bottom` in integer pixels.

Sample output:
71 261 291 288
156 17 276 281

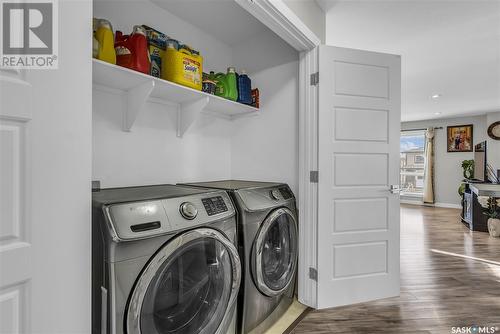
126 228 241 334
252 208 298 297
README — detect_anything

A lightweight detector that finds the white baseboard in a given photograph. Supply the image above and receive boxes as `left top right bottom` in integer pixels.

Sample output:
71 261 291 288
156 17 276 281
400 200 461 209
400 199 423 206
434 202 462 209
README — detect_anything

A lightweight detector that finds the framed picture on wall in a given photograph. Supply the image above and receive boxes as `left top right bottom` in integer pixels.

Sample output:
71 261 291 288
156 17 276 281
447 124 473 152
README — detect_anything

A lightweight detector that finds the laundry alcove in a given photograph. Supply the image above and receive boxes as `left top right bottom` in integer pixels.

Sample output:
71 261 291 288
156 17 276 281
92 0 305 195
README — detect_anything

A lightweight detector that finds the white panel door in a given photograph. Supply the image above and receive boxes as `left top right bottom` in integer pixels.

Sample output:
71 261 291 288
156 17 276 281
0 69 32 333
316 45 401 309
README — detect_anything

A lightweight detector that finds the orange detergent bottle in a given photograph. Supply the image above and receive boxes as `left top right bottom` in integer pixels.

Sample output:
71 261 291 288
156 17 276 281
115 26 150 74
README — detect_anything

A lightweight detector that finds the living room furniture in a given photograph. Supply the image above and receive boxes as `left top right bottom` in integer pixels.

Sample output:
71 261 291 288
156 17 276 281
461 181 500 232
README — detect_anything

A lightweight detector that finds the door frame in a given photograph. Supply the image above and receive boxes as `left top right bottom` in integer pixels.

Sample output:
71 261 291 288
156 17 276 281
235 0 320 52
297 48 319 307
233 0 320 308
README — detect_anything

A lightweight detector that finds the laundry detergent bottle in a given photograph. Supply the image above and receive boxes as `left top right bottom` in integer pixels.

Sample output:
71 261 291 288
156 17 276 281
94 19 116 64
237 70 252 105
162 43 203 90
215 67 238 101
115 25 150 74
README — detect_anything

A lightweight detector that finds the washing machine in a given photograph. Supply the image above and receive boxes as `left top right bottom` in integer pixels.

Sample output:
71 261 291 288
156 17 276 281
92 184 241 334
180 180 298 334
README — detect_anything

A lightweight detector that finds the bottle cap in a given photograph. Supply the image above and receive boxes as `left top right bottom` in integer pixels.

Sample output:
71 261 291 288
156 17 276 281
228 67 235 73
98 19 113 32
241 69 247 75
133 25 146 36
166 39 179 50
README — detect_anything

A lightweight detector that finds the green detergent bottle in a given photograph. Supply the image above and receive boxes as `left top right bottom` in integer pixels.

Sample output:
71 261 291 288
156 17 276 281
215 67 238 101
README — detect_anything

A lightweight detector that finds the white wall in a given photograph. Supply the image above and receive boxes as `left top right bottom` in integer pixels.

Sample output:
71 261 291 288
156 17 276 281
230 25 300 194
92 90 233 187
26 0 92 332
486 111 500 173
402 115 488 206
231 60 299 194
231 28 299 75
93 0 235 188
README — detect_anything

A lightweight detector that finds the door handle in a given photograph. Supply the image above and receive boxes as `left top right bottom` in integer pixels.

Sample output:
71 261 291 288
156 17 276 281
389 185 401 194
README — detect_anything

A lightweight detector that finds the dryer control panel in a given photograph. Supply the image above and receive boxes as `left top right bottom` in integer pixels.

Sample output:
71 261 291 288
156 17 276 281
236 185 296 211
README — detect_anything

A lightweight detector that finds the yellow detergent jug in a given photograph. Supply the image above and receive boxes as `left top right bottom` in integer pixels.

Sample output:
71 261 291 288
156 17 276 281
162 44 203 90
94 18 116 64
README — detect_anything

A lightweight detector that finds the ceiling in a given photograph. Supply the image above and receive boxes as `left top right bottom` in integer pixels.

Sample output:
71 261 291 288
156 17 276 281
318 0 500 122
151 0 267 47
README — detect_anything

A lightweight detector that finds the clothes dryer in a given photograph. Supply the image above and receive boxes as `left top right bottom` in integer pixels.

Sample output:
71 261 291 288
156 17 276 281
180 181 298 334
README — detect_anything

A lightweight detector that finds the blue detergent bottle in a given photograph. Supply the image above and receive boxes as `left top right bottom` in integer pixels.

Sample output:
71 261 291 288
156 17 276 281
237 70 252 105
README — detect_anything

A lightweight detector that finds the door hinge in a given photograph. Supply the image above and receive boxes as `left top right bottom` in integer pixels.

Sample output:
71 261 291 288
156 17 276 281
310 72 319 86
310 171 318 183
92 180 101 192
309 267 318 281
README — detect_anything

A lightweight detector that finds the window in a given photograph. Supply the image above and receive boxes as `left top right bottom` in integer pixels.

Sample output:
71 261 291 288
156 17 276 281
400 130 426 197
414 155 425 164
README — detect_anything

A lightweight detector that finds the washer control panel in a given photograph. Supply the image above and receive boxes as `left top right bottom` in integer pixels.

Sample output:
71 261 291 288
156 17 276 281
179 202 198 220
102 190 235 242
202 196 228 216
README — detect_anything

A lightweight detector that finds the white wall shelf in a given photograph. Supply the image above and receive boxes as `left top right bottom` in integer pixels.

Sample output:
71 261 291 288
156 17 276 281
92 59 259 137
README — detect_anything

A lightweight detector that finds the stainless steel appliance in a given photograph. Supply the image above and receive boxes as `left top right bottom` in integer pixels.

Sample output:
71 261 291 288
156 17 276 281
92 184 241 334
180 181 298 334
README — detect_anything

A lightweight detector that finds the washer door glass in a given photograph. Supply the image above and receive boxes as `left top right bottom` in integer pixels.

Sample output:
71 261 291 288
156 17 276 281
127 228 240 334
254 208 297 296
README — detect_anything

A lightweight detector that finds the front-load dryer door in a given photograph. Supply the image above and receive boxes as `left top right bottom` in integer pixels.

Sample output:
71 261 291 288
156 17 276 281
126 228 241 334
252 208 298 297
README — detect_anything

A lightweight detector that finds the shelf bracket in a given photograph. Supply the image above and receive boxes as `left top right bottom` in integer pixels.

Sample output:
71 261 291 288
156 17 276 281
123 80 155 132
177 96 210 137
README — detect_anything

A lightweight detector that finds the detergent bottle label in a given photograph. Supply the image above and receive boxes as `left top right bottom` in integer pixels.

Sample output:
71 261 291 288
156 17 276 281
149 45 163 77
183 58 201 85
216 85 224 95
115 46 131 56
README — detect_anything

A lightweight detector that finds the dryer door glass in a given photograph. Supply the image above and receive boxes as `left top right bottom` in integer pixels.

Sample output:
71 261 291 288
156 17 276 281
254 208 298 296
127 228 241 334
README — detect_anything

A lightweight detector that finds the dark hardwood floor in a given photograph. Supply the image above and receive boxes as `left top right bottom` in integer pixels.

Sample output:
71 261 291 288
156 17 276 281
292 204 500 334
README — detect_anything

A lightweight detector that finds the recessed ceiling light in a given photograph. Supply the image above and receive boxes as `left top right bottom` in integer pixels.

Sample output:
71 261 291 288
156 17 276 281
431 94 441 99
434 112 442 115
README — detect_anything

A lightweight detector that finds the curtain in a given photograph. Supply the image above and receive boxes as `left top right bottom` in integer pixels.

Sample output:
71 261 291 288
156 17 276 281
423 127 435 204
